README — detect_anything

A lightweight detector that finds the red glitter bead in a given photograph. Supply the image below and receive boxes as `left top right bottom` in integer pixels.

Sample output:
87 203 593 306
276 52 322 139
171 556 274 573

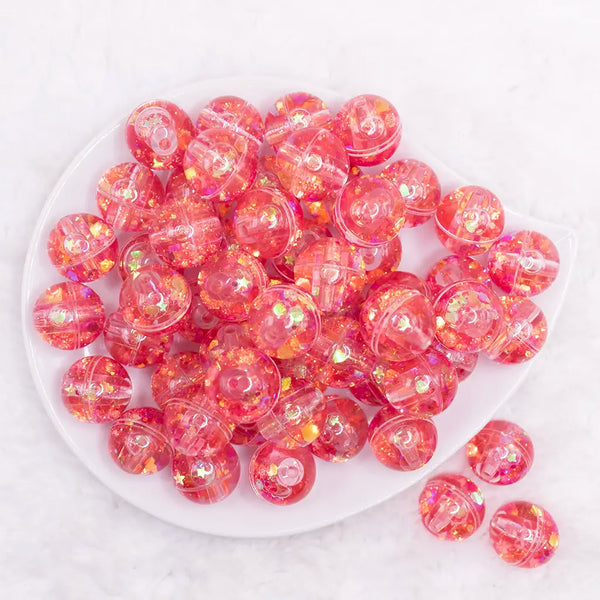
103 311 172 368
333 94 402 166
488 230 560 296
485 296 547 364
467 420 534 485
126 100 193 170
334 174 406 246
419 474 485 541
431 340 479 381
205 346 280 424
311 395 368 462
230 422 266 446
119 265 191 334
433 281 504 353
108 407 172 475
249 442 316 505
264 92 332 149
359 283 434 361
172 445 240 504
358 235 402 285
371 349 458 417
435 186 505 255
47 213 118 282
60 355 132 423
195 95 264 145
368 270 430 297
426 255 491 299
177 284 221 343
32 281 105 350
380 159 441 227
245 284 321 359
183 128 258 202
118 234 163 280
368 406 437 470
490 501 559 567
96 162 165 232
233 187 304 260
197 249 268 322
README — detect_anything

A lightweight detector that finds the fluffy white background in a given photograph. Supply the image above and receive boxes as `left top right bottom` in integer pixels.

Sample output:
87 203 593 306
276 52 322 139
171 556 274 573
1 1 599 598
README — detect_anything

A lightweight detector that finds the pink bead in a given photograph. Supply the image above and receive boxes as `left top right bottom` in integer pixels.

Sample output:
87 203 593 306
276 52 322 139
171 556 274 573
311 395 368 462
433 281 504 352
205 346 280 424
488 230 560 296
334 175 406 246
108 407 172 475
380 159 441 227
333 94 402 166
32 282 105 350
126 100 193 170
359 235 403 285
426 255 491 299
47 213 118 282
60 355 132 422
245 284 321 359
431 340 479 381
490 501 559 567
435 186 505 255
276 354 326 392
485 296 547 364
195 95 264 145
196 249 268 321
118 234 163 280
419 474 485 541
183 128 258 202
231 423 266 446
294 238 366 313
371 350 458 417
360 283 434 361
264 92 333 149
467 420 534 485
249 442 316 505
119 265 191 334
103 311 172 368
368 406 437 470
177 282 221 343
233 187 304 259
172 445 240 504
368 270 430 298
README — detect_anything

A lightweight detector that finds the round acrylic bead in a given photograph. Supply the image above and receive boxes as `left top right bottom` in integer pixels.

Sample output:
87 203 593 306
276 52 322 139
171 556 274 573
47 213 118 282
358 235 402 284
126 99 193 170
311 395 368 462
360 284 434 361
183 128 258 202
119 265 191 334
435 186 505 255
334 174 406 246
294 238 366 313
32 282 105 350
276 354 325 393
489 501 559 568
118 234 163 280
249 442 316 505
371 349 458 417
368 406 437 470
96 162 165 232
419 474 485 541
467 420 534 485
233 187 304 259
197 249 268 322
426 255 491 299
433 281 504 352
488 230 560 296
485 296 547 364
108 407 172 475
245 284 321 359
265 92 332 149
103 311 172 368
431 340 478 381
195 95 264 145
333 94 402 166
205 346 280 424
177 284 221 343
60 355 132 423
172 445 240 504
380 159 441 227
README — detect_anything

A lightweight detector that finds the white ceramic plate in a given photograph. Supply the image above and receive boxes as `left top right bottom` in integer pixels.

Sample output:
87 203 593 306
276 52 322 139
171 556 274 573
21 77 577 538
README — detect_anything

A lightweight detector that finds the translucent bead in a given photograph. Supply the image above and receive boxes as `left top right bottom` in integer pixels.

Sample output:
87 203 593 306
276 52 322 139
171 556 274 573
358 235 402 285
206 323 254 359
276 354 326 392
253 154 281 189
431 340 479 381
118 234 163 280
368 270 430 298
426 254 491 299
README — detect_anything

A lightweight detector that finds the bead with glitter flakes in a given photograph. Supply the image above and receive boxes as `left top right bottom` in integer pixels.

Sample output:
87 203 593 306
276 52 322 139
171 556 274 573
426 254 491 299
368 270 430 298
61 355 132 423
118 234 163 280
